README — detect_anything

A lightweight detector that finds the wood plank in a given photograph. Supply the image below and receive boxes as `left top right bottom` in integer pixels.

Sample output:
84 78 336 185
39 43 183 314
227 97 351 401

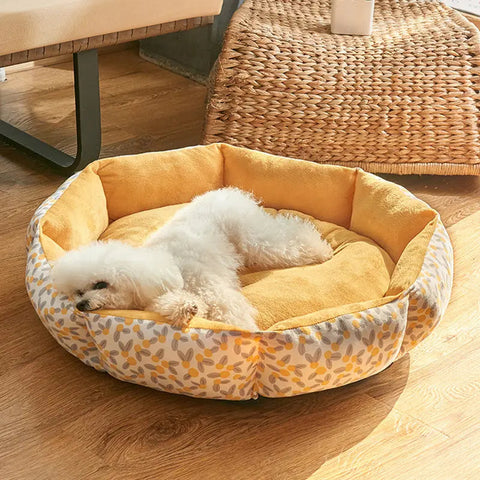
359 212 480 439
4 47 133 75
313 428 476 480
0 431 106 480
0 49 203 159
383 174 480 228
1 49 149 105
62 392 420 480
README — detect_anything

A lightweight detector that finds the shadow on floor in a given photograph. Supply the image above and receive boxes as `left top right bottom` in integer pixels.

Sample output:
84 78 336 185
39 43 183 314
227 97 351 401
56 353 410 479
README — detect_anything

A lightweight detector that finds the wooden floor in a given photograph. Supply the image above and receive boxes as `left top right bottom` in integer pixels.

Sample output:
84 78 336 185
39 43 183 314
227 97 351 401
1 48 480 480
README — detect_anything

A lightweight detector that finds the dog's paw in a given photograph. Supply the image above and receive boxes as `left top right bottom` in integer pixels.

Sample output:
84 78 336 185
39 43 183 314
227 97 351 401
148 290 205 329
318 239 334 263
171 301 199 328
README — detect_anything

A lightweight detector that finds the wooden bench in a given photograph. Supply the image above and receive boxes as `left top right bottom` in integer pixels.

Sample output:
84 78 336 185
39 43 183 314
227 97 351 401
0 0 223 171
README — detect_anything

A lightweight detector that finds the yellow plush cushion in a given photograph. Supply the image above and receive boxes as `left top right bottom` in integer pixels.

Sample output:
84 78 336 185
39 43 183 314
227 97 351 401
38 143 437 332
95 147 224 221
41 170 108 254
223 145 357 228
98 205 395 330
351 172 437 263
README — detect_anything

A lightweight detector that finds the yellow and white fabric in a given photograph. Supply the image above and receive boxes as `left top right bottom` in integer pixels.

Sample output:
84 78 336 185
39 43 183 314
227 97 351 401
26 144 453 400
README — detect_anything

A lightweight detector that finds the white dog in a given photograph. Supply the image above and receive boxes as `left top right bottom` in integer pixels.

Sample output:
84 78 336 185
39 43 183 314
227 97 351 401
52 188 333 330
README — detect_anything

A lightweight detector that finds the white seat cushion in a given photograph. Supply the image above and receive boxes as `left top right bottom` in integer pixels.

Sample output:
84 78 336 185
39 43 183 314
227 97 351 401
0 0 223 56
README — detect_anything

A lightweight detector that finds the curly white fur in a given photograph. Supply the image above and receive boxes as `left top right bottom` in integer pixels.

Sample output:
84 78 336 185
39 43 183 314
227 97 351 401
52 188 333 330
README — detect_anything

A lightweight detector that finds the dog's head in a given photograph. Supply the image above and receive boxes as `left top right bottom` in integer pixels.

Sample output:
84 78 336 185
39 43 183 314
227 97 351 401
51 240 183 312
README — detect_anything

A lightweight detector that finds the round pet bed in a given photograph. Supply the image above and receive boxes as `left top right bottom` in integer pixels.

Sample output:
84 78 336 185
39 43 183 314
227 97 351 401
26 144 453 399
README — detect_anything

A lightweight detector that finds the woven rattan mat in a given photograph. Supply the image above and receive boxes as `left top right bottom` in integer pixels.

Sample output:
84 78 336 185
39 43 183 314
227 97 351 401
204 0 480 175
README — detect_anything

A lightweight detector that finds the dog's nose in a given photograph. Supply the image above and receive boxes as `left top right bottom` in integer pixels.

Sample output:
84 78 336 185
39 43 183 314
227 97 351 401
76 300 90 312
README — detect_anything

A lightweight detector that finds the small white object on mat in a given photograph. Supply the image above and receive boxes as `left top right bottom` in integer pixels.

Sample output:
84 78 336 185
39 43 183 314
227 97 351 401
0 68 6 82
331 0 375 35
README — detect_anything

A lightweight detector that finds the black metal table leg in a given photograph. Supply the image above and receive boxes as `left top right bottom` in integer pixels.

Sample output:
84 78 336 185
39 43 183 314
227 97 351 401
0 49 101 173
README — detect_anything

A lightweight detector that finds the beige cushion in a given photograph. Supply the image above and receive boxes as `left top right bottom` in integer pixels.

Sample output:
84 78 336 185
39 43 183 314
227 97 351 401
0 0 223 56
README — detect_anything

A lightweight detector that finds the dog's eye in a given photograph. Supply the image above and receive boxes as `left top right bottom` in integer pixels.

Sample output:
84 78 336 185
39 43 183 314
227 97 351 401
75 290 84 296
93 281 108 290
